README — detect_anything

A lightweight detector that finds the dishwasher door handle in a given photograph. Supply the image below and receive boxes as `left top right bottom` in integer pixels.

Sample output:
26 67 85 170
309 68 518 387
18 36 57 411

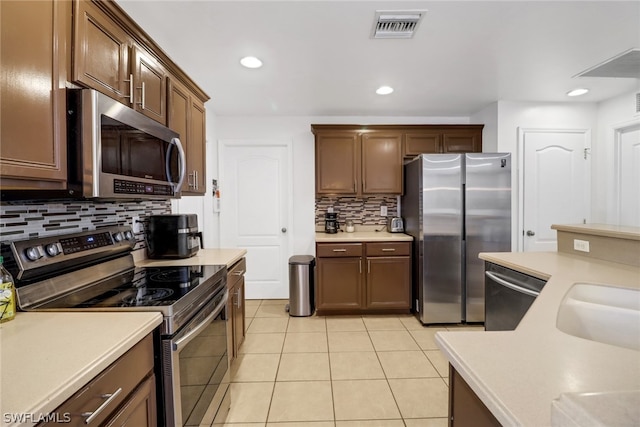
485 271 540 298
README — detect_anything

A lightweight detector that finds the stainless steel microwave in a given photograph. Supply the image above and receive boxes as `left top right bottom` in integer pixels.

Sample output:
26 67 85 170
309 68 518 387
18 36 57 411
66 88 185 199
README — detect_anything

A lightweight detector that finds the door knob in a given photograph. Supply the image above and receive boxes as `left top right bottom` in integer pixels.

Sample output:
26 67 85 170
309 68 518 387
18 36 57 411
281 228 287 233
526 230 535 236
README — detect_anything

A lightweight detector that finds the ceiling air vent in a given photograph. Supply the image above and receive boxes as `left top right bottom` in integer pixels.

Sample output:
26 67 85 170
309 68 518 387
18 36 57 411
371 10 427 39
576 48 640 79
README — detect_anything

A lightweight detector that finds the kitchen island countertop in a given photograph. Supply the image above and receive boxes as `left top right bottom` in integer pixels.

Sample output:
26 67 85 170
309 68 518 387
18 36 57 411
135 247 247 268
0 311 162 426
435 251 640 427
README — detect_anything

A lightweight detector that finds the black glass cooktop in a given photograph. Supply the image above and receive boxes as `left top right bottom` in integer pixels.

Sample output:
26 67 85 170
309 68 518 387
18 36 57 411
41 264 226 309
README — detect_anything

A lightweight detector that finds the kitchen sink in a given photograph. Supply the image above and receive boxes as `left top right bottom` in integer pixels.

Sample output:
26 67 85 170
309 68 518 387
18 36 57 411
556 283 640 351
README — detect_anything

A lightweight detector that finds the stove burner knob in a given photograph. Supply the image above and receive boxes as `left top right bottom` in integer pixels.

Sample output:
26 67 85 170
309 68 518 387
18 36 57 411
45 243 61 257
25 246 45 261
113 232 124 242
124 231 133 240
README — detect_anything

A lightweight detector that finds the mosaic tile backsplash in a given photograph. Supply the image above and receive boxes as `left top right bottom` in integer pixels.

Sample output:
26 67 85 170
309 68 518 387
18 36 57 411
0 200 171 252
315 196 398 226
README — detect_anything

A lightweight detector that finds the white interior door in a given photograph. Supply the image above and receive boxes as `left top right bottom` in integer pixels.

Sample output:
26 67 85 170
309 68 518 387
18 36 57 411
219 141 291 299
617 124 640 227
519 129 590 251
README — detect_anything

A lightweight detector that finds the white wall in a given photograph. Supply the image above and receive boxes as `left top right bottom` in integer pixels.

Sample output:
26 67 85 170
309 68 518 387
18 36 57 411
494 101 598 250
593 90 640 224
214 115 470 255
470 102 498 152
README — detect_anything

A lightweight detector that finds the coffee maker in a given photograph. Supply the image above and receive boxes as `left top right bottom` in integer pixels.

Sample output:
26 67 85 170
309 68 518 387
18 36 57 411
324 212 339 234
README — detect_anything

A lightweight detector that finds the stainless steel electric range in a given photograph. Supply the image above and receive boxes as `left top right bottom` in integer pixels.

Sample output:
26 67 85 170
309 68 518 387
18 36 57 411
1 226 230 427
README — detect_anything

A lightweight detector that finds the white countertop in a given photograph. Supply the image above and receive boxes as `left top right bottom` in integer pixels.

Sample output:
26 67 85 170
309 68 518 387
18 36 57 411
0 311 162 426
435 251 640 427
135 248 247 268
315 231 413 242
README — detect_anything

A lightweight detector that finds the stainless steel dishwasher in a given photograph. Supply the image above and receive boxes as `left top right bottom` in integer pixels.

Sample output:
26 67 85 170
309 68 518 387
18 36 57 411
484 262 547 331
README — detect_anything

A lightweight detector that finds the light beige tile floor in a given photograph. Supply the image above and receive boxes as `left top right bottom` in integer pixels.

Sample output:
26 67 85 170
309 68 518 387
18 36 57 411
210 300 480 427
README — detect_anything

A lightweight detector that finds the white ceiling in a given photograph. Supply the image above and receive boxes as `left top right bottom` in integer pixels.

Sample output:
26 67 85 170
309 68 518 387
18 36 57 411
116 1 640 117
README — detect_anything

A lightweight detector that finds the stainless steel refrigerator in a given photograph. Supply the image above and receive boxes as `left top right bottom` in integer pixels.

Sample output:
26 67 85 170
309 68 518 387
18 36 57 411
402 153 511 324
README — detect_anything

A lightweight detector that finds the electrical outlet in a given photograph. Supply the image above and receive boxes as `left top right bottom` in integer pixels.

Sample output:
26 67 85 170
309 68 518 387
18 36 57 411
380 205 388 216
573 239 590 252
132 215 143 234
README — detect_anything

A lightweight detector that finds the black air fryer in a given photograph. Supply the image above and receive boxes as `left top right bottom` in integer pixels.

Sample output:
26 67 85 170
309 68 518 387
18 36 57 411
147 214 202 259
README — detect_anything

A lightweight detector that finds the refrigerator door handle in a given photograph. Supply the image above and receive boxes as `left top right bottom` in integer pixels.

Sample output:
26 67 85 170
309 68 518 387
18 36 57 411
485 271 540 298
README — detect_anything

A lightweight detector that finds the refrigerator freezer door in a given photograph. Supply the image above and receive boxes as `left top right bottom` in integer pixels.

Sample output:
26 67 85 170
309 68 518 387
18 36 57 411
464 153 512 322
421 154 463 324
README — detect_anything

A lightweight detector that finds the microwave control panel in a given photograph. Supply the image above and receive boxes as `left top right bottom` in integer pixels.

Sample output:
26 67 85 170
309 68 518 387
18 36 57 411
114 179 173 196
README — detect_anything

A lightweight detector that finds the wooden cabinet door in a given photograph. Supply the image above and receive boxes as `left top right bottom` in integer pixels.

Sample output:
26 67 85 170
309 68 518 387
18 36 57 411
186 97 206 194
361 132 403 194
366 256 411 310
105 375 157 427
168 78 207 195
73 0 132 104
315 132 359 195
450 365 501 427
0 0 70 189
133 45 167 124
442 131 482 153
316 257 363 311
404 132 442 157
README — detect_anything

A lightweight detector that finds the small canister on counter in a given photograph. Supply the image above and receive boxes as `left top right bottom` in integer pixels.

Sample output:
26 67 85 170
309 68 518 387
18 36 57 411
345 220 355 233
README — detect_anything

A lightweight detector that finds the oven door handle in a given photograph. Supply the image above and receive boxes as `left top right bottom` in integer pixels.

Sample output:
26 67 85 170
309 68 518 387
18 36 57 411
485 271 540 298
173 292 228 352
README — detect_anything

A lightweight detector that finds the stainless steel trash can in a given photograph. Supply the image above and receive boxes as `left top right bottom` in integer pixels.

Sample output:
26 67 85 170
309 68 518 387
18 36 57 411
288 255 315 316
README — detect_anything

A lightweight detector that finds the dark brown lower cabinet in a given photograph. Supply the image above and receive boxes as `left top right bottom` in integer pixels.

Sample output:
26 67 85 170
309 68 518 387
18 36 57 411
40 334 156 427
228 257 247 363
449 364 502 427
316 241 411 315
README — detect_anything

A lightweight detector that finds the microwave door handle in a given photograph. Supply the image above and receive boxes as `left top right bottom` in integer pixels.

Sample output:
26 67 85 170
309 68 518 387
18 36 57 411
167 137 186 193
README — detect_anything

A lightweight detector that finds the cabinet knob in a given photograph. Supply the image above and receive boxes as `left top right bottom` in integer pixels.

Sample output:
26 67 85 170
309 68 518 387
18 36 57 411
526 230 535 236
281 227 287 233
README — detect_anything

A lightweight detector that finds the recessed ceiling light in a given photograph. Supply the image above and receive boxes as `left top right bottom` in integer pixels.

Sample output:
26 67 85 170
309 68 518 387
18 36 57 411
240 56 263 69
567 88 589 97
376 86 394 95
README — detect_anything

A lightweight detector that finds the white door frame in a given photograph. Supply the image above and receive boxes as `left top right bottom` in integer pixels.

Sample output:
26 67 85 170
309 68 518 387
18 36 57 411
517 127 591 251
218 139 294 296
613 118 640 225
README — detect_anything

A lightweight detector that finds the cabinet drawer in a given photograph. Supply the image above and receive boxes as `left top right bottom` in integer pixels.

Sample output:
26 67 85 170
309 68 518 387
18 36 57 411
227 257 246 289
366 242 411 256
42 334 154 426
317 243 363 257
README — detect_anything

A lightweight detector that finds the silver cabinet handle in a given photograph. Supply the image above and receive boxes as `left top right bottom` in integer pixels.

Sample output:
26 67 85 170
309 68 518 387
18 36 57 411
82 388 122 424
231 270 245 276
367 259 370 274
485 271 540 298
381 248 396 252
359 258 362 274
354 180 357 192
282 227 287 233
123 74 134 105
332 249 347 252
138 81 146 110
194 170 198 190
526 230 535 236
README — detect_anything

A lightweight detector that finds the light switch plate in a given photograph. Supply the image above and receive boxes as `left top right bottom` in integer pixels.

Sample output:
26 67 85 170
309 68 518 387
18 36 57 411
573 239 590 252
380 205 388 216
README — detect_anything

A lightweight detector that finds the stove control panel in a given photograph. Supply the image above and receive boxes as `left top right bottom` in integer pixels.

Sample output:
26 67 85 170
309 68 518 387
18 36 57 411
1 226 136 281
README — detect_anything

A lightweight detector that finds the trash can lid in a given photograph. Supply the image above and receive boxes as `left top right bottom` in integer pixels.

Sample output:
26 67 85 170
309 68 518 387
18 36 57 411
289 255 315 265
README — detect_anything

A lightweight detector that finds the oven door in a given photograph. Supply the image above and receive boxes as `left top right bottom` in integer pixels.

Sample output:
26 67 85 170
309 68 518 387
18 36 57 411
162 289 229 426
